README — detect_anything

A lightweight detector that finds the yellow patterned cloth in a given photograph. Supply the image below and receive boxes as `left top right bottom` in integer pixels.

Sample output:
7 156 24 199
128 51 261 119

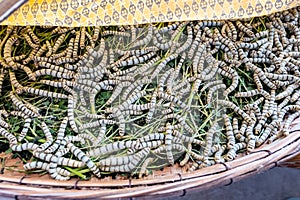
1 0 300 26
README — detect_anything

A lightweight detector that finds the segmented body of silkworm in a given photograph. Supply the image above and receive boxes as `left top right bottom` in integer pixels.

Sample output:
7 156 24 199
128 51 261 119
0 7 300 180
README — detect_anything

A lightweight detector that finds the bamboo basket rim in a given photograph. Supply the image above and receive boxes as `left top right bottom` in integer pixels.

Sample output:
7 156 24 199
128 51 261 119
0 118 299 199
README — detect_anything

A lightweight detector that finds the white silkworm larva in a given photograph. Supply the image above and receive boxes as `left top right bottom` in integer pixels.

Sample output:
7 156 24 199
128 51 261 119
18 117 32 142
0 127 17 145
24 161 71 177
67 143 101 177
223 114 235 149
165 123 174 164
21 87 68 99
45 117 68 153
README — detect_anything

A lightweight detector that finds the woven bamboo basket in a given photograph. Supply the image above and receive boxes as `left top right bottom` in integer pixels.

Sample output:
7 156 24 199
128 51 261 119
0 1 300 199
0 118 299 199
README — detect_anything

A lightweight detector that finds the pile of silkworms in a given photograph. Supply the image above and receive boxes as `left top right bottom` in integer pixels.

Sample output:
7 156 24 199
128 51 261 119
1 7 300 180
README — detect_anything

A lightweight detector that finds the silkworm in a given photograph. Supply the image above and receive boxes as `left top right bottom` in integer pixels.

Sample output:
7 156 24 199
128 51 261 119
73 31 80 60
49 148 70 180
35 44 48 58
40 79 71 88
214 145 226 163
225 142 247 160
9 71 23 90
80 27 86 49
64 38 74 58
188 161 202 172
254 99 272 134
165 123 174 164
0 117 9 128
175 26 193 54
22 33 39 49
124 103 151 112
273 31 284 51
0 69 6 93
99 152 137 166
256 120 280 146
93 26 100 41
158 92 189 111
24 161 71 177
79 119 116 130
222 67 239 96
203 122 218 158
45 40 53 57
217 100 252 124
179 143 192 166
51 27 74 34
150 54 178 79
54 57 75 65
9 91 39 117
21 87 68 99
236 21 254 37
11 142 39 151
85 31 95 48
265 72 300 82
93 124 106 146
247 64 276 90
115 47 158 57
159 22 180 33
0 127 17 145
163 113 194 134
23 48 38 64
207 84 226 103
79 90 87 106
24 26 40 44
132 140 162 153
76 79 115 93
151 143 185 154
19 65 36 81
275 84 299 100
173 130 205 145
18 117 32 142
253 73 263 91
52 33 66 54
130 26 153 48
36 122 54 152
223 114 235 149
145 90 158 123
246 135 256 152
34 56 54 63
33 151 84 168
3 37 20 69
67 95 78 133
112 52 155 69
278 105 300 122
99 148 150 172
235 89 260 98
137 133 165 143
138 56 160 75
192 42 209 75
290 90 300 103
101 30 131 37
33 68 75 79
87 140 138 157
281 110 300 136
44 117 68 153
121 78 150 101
200 80 223 93
72 31 80 60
